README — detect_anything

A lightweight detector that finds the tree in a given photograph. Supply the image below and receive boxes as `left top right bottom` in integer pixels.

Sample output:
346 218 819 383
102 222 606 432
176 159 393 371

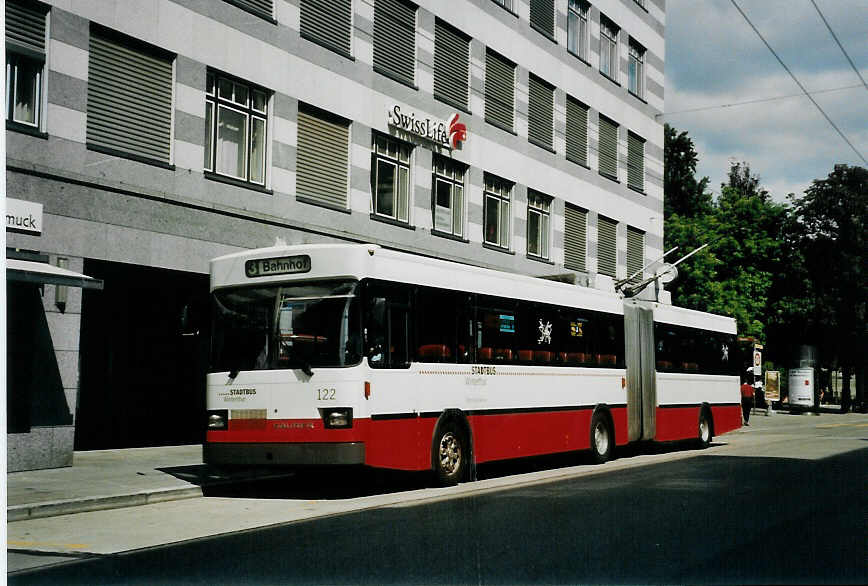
665 161 787 342
663 124 712 220
779 165 868 411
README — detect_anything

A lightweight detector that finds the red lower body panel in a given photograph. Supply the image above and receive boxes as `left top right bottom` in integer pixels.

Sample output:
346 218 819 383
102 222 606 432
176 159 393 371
655 404 742 442
710 404 742 436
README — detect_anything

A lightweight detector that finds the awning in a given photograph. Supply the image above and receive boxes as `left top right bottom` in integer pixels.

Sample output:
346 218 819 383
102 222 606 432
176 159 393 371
6 259 104 290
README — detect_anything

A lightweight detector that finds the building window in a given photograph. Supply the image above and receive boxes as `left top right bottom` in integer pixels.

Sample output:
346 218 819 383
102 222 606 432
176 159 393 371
528 74 554 150
205 72 269 186
300 0 352 57
373 0 417 87
485 50 515 132
597 216 617 278
434 19 470 111
527 191 551 260
432 155 465 237
5 0 47 131
598 115 618 180
529 0 554 39
87 26 174 166
223 0 274 21
6 54 42 128
373 133 412 223
484 173 511 249
567 0 589 62
491 0 514 12
627 227 645 283
627 131 645 192
565 96 588 167
629 40 645 98
599 16 619 80
564 204 587 271
296 103 351 210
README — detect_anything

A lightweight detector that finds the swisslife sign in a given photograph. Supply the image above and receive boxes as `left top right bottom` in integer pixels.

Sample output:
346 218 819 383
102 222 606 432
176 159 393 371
387 105 467 149
6 198 43 236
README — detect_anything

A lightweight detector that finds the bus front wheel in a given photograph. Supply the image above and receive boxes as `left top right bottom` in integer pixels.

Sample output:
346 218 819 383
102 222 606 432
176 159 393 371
433 423 467 487
589 412 613 464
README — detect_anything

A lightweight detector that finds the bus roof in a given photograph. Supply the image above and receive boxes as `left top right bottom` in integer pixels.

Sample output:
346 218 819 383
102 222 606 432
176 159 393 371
211 243 736 332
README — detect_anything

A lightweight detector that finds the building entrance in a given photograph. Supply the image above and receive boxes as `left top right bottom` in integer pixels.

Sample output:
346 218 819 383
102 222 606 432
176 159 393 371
76 260 210 450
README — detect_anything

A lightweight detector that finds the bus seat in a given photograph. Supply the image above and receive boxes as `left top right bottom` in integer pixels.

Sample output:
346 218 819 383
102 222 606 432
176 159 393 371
478 347 493 361
495 348 513 361
418 344 451 361
656 360 672 370
518 349 534 362
683 362 699 371
597 354 617 366
566 352 584 364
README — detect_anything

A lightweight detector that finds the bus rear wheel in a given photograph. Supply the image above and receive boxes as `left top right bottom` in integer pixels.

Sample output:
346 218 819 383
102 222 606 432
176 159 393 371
589 412 613 464
697 410 712 449
434 424 467 486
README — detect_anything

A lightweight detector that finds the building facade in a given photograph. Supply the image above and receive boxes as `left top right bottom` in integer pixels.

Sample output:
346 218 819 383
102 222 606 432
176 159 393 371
5 0 665 470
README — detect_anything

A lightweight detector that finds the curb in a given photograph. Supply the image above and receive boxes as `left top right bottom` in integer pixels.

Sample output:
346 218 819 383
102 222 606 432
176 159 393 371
8 486 204 522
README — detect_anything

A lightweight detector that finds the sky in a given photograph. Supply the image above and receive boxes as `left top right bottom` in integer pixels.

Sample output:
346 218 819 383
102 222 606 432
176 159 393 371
664 0 868 202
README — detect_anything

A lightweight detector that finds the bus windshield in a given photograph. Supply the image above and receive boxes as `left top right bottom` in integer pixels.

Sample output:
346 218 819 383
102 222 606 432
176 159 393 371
210 280 361 373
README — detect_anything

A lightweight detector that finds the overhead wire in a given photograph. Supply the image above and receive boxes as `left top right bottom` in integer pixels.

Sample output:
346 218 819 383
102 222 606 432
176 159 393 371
729 0 868 166
809 0 868 93
658 83 862 117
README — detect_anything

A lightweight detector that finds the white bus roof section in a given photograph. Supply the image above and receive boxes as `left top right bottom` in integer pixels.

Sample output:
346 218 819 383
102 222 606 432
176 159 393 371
211 243 625 315
631 299 737 334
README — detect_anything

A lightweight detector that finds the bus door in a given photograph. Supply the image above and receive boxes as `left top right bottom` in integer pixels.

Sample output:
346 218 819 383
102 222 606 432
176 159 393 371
624 303 656 441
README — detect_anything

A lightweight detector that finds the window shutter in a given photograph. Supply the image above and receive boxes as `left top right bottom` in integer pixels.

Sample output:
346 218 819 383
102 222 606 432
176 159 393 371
627 227 644 282
528 74 553 149
6 0 46 55
628 131 645 192
566 97 588 166
300 0 352 56
86 30 174 165
296 106 350 209
598 116 618 179
485 50 514 131
226 0 273 20
434 19 469 111
529 0 554 38
564 204 587 271
597 216 617 278
373 0 416 86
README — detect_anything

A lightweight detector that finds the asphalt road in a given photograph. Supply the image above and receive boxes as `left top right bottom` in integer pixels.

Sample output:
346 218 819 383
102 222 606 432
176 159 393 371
9 414 868 585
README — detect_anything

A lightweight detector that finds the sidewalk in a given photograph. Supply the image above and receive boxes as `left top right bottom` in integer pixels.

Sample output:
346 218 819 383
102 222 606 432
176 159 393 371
7 445 209 522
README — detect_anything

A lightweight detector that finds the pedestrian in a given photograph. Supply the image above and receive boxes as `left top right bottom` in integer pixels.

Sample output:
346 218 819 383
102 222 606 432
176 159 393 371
741 376 755 425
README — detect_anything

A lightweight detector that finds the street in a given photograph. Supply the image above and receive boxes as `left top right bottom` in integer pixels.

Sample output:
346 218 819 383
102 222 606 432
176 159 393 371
8 412 868 584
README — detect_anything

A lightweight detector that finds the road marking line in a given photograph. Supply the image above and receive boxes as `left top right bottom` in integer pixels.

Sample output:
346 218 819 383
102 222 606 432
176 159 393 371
816 423 868 428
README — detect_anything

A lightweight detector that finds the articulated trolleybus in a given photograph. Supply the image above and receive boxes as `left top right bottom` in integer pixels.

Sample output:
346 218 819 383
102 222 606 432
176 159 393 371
205 244 742 485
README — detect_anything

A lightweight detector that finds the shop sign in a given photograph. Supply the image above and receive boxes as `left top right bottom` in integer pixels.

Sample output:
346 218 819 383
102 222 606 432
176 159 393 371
6 198 43 236
387 105 467 149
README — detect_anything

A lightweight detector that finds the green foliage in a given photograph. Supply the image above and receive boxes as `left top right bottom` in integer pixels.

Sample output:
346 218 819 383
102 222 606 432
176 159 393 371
664 160 787 342
770 165 868 368
663 124 712 220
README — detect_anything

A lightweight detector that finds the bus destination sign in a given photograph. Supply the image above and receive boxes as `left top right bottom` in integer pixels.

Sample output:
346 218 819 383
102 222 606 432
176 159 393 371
245 255 311 278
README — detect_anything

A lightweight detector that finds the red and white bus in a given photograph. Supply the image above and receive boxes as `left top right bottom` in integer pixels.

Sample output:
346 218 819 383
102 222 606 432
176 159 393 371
205 243 742 485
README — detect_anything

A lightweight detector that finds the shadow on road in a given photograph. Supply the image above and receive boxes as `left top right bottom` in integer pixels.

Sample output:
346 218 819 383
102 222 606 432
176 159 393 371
163 438 712 501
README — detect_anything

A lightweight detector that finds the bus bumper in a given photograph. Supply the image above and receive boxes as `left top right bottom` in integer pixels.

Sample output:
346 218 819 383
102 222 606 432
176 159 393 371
204 442 365 466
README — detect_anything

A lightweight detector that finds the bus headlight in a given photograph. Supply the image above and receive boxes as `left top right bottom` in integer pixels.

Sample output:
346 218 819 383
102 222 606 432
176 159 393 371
320 408 353 429
208 410 228 430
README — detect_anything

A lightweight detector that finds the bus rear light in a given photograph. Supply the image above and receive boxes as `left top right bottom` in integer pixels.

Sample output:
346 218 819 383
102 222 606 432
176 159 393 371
320 407 353 429
364 381 371 400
